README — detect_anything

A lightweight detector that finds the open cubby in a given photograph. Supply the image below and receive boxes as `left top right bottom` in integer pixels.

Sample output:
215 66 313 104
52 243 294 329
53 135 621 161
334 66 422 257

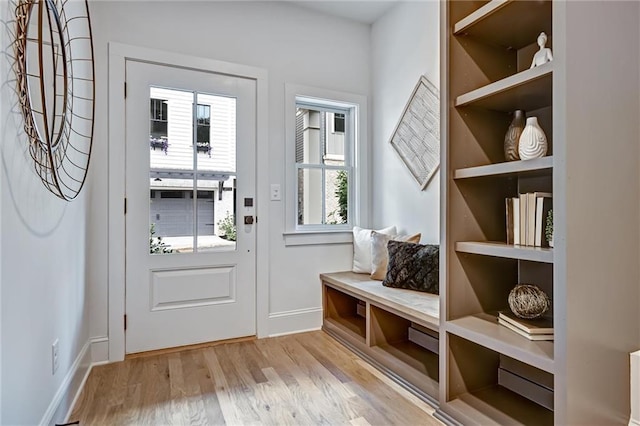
323 285 366 342
446 334 554 425
369 304 439 396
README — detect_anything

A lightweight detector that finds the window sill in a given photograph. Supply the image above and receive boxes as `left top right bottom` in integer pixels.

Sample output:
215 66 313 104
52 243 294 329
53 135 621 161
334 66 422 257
283 230 353 247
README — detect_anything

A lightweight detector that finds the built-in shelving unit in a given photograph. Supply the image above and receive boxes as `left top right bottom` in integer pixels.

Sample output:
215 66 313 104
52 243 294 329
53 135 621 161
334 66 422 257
437 1 640 423
440 1 556 424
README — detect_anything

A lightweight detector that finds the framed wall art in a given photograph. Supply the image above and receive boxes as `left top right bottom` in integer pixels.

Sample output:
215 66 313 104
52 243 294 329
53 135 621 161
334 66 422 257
389 75 440 190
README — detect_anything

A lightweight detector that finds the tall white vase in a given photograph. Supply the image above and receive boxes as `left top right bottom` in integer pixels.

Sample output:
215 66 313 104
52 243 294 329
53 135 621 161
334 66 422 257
518 117 548 160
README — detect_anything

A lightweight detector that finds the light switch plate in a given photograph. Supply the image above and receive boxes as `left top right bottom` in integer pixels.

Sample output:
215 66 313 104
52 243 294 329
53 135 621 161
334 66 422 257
270 184 281 201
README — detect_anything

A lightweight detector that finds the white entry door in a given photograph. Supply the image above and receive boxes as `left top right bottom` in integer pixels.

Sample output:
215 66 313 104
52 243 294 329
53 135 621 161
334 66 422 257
125 60 256 354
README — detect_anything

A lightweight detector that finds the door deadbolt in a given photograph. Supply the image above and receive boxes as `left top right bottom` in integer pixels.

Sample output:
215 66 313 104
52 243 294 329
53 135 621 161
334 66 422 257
244 216 254 225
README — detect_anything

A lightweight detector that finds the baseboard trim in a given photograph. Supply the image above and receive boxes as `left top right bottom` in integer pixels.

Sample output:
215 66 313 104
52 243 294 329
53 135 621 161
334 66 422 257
268 307 322 337
90 336 109 364
39 339 91 426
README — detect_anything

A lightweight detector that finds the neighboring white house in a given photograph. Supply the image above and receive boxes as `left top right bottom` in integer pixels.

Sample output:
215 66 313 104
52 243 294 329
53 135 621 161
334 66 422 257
148 87 236 247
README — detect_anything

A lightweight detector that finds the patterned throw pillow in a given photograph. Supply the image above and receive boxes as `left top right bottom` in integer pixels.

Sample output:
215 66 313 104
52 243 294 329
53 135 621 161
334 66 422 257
383 241 439 294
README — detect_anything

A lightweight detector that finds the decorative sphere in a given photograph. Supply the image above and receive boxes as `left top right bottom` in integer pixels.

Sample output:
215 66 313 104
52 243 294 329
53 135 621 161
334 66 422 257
508 284 550 319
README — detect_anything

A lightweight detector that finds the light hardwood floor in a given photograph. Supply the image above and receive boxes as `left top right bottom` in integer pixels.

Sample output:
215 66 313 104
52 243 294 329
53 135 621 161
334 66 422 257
70 331 443 425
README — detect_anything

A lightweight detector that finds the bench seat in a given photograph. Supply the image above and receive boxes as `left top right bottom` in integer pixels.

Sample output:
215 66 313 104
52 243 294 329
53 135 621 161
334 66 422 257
320 271 441 405
320 271 439 331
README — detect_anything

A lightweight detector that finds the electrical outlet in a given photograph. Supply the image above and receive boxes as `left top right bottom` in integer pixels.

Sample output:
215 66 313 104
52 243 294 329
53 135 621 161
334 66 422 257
52 339 59 375
270 184 281 201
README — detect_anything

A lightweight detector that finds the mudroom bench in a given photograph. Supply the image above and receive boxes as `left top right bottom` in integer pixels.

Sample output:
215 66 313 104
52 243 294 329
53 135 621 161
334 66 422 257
320 271 440 405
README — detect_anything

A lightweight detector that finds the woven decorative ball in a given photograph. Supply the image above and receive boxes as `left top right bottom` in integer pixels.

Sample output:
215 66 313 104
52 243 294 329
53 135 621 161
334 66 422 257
508 284 550 319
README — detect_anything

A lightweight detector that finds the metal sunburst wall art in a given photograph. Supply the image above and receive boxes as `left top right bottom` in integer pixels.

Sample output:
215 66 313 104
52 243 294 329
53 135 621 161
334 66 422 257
14 0 95 201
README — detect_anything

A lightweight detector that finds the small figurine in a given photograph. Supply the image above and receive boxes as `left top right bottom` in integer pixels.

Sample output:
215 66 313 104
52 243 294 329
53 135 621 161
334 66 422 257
530 32 553 69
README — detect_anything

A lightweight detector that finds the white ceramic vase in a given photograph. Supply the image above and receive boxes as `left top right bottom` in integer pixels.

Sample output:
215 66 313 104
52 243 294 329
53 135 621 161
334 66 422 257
504 110 525 161
518 117 547 160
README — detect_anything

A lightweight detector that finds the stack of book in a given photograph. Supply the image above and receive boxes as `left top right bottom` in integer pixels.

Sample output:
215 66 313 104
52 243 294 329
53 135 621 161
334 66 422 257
505 192 552 246
498 311 554 341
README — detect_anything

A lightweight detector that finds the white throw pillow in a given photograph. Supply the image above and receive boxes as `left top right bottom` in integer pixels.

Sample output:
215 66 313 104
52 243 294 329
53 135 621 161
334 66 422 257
352 225 396 274
370 231 422 280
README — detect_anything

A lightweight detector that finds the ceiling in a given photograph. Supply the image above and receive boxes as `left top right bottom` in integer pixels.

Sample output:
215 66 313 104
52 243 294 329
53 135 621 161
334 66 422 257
288 1 400 24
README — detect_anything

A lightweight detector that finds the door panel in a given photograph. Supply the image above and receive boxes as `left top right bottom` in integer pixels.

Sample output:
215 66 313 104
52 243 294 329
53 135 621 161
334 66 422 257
125 60 256 354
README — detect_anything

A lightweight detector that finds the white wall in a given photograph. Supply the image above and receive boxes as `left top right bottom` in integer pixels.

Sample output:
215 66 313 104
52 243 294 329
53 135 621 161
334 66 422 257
0 1 91 423
371 1 440 242
87 1 371 349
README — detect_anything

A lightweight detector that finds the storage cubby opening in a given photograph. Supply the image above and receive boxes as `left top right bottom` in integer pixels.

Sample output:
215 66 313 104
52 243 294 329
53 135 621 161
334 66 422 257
324 286 366 340
450 107 511 169
454 177 517 242
451 106 553 171
449 255 518 320
518 260 554 317
369 305 439 381
448 334 554 425
450 35 517 92
453 1 552 59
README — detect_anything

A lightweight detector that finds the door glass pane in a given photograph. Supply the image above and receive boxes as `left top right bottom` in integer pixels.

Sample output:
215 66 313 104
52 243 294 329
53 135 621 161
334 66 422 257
149 87 195 254
196 93 237 252
149 179 194 254
197 178 236 252
149 88 237 254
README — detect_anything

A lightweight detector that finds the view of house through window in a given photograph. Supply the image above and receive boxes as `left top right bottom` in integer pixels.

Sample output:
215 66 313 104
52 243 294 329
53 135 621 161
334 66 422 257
295 100 352 228
148 87 237 254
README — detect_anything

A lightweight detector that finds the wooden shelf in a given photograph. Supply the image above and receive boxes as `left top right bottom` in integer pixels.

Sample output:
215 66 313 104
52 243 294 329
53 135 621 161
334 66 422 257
324 316 366 343
369 341 439 397
454 156 553 180
446 313 554 374
446 384 554 426
455 63 552 112
454 0 552 51
373 341 439 377
455 241 553 263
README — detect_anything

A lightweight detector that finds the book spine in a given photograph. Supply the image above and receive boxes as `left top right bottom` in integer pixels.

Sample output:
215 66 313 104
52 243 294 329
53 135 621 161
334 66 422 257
513 197 520 245
506 198 514 245
519 193 527 246
527 192 536 246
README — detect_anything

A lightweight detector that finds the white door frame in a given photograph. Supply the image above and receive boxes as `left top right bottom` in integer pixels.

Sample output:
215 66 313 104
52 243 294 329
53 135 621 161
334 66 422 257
107 42 269 362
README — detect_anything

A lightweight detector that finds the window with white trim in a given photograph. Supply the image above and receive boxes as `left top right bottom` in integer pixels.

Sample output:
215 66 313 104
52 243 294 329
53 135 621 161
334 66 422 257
295 101 352 228
284 84 368 245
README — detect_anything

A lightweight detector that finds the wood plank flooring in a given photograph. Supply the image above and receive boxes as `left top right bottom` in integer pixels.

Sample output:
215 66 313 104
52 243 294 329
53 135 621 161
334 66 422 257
70 331 443 425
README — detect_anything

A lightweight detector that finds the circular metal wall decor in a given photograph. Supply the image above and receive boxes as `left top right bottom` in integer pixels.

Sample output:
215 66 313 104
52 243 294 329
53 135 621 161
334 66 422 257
14 0 95 201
